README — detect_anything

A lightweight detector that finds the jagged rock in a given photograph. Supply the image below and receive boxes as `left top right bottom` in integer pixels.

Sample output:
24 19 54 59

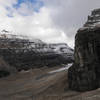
84 8 100 27
68 8 100 91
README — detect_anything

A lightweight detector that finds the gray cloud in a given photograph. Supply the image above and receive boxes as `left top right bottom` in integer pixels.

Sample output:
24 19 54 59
0 0 100 48
43 0 100 46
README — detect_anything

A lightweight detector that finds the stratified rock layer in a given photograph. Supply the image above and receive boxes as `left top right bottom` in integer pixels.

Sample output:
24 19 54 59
68 8 100 91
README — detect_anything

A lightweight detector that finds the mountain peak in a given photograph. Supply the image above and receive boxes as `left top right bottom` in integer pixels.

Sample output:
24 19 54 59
84 8 100 27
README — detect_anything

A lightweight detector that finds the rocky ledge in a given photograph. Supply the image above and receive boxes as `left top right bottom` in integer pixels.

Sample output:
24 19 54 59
68 8 100 92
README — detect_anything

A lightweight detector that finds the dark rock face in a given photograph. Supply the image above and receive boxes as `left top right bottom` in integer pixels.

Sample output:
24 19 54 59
0 71 10 78
0 32 73 76
0 57 16 78
68 8 100 92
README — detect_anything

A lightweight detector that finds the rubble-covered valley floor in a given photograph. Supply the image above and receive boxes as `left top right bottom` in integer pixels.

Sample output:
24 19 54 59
0 65 100 100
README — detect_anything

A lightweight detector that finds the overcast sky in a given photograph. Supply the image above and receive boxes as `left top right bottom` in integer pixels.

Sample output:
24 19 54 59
0 0 100 48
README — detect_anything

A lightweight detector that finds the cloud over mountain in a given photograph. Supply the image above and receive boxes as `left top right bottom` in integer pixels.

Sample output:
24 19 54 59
0 0 100 47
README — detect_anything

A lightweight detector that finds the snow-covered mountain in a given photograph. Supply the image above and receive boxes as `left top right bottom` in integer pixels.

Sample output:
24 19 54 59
48 43 73 54
0 30 74 73
84 8 100 27
0 30 73 54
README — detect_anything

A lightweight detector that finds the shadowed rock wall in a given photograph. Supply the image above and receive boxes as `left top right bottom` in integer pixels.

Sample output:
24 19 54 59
68 8 100 91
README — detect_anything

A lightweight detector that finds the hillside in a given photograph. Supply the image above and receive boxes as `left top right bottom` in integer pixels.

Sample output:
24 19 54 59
0 30 74 78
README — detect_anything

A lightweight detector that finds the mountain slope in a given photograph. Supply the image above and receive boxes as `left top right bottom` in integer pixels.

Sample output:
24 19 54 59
0 30 74 77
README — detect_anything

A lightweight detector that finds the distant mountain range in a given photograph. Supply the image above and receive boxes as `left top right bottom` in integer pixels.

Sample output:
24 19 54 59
0 30 74 77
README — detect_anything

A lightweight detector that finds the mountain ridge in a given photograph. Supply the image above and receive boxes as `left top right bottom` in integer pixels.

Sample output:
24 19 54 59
0 30 74 77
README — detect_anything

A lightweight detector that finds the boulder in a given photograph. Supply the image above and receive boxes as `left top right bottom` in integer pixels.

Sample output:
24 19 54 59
0 57 17 77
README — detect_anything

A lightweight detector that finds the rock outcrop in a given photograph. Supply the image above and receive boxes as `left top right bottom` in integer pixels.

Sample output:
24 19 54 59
68 8 100 91
0 30 73 77
0 57 17 77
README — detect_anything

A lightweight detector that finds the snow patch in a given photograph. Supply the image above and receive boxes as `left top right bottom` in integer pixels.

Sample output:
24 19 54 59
48 63 72 74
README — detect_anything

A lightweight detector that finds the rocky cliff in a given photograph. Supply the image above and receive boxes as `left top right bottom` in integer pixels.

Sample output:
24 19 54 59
68 8 100 92
0 30 73 77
